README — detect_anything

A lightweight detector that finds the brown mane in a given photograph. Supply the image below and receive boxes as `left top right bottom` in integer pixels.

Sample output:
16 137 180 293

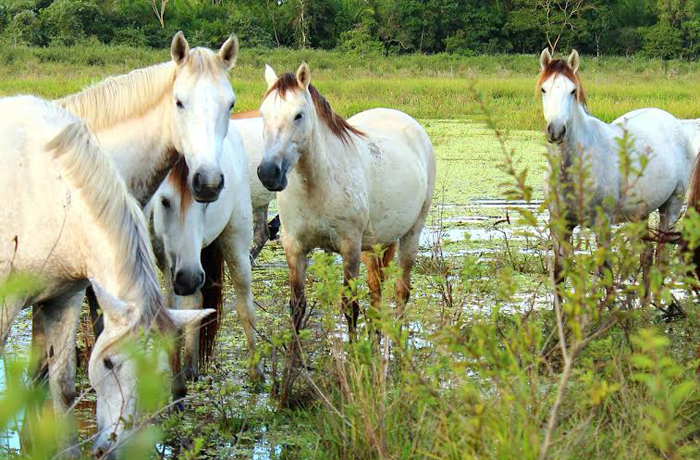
264 73 364 143
231 109 261 119
198 242 225 371
166 156 193 224
536 59 586 106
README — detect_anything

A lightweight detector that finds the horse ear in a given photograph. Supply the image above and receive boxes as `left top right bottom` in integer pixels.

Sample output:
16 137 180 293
265 64 278 89
171 31 190 67
296 62 311 90
167 308 216 330
218 34 239 71
568 49 580 73
89 280 131 325
540 48 552 70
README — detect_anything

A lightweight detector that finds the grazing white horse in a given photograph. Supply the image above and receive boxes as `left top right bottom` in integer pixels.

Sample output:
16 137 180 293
538 49 697 293
0 96 211 458
150 122 263 401
29 30 246 405
257 63 435 349
230 111 278 259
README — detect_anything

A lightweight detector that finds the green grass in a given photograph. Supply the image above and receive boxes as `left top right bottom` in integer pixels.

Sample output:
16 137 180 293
0 44 699 130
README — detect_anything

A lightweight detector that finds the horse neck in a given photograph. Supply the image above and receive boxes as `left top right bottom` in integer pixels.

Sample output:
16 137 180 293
60 63 179 206
93 97 178 206
559 103 612 166
291 117 345 193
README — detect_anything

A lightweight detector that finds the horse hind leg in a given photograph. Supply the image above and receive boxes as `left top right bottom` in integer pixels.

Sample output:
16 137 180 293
361 243 397 340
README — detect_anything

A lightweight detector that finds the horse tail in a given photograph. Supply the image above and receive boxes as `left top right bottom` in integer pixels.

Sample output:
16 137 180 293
198 242 225 372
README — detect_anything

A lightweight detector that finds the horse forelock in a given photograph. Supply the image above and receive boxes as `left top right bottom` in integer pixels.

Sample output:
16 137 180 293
536 59 587 106
264 73 364 144
166 157 193 225
184 47 228 79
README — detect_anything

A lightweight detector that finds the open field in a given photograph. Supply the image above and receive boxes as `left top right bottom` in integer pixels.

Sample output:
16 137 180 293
1 46 699 460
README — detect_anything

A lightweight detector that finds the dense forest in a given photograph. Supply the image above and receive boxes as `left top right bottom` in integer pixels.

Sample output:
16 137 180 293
0 0 698 58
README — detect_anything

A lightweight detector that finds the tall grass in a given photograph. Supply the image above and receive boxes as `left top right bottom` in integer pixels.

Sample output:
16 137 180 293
0 44 698 130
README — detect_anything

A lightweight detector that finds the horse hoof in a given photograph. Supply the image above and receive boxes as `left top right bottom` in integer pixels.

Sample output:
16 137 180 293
173 400 186 413
184 367 199 382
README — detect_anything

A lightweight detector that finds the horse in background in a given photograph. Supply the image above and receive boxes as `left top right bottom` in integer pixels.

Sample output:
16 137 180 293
538 49 697 302
230 110 278 260
0 96 212 458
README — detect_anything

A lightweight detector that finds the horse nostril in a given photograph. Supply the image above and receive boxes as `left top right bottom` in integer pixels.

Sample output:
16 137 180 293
94 447 106 458
217 173 225 191
561 126 567 137
192 172 202 191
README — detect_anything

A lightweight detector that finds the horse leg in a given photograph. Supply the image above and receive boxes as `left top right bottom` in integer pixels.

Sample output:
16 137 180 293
641 221 654 306
181 290 204 382
396 230 421 321
657 194 684 313
1 300 23 350
361 243 397 340
249 204 270 263
28 306 49 382
340 238 362 339
220 226 264 383
279 240 308 405
163 269 187 409
86 286 103 338
40 291 82 459
552 225 574 306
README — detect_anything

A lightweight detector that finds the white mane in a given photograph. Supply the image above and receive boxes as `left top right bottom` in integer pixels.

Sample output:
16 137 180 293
45 121 166 332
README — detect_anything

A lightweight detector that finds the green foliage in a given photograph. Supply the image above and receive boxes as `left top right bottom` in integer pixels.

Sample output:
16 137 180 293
0 0 698 58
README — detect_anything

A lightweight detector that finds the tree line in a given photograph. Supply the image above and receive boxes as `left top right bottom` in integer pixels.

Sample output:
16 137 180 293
1 0 699 59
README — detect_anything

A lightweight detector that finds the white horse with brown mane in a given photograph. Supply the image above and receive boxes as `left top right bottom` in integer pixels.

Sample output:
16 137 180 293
28 31 264 401
257 63 435 366
149 122 264 402
0 96 212 458
537 49 698 295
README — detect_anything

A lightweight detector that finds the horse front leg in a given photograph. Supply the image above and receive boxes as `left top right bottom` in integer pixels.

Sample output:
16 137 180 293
279 240 308 405
37 291 82 459
340 238 362 340
249 204 270 263
552 225 573 306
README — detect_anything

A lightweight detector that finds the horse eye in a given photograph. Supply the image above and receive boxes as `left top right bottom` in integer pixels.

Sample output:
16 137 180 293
176 100 184 109
570 89 576 95
541 88 546 94
103 357 114 370
161 197 171 209
294 113 304 121
229 101 235 111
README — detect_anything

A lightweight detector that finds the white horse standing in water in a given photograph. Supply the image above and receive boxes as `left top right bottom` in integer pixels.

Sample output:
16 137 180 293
149 121 263 402
28 30 264 398
538 49 698 293
0 96 211 458
257 64 435 403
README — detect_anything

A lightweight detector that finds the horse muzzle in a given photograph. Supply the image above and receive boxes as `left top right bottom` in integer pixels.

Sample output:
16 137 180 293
257 161 288 192
173 268 205 296
546 123 567 144
191 168 224 203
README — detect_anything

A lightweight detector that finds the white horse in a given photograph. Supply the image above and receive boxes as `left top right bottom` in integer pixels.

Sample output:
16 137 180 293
538 49 697 293
149 121 263 402
230 111 278 259
0 96 211 458
257 63 435 359
29 30 253 401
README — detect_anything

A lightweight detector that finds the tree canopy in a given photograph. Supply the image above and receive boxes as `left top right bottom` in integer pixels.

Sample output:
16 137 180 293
1 0 698 59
